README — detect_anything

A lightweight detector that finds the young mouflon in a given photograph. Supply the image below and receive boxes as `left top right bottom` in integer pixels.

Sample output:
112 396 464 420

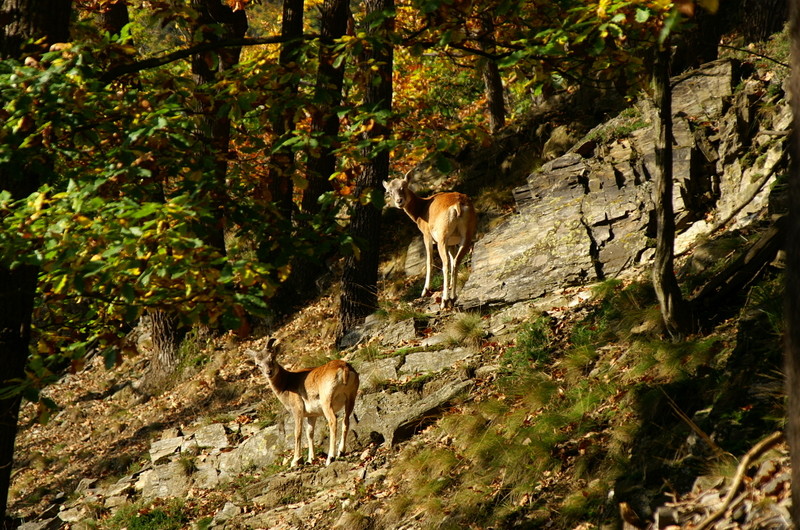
249 338 359 466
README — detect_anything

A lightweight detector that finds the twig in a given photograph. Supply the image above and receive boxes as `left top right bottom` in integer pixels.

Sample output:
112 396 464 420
717 44 789 68
100 34 320 83
659 388 726 458
695 430 785 530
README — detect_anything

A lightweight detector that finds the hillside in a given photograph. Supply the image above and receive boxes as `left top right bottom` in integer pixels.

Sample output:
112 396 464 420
8 39 795 529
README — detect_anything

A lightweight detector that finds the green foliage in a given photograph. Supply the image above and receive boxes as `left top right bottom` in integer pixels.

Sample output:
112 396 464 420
387 273 768 528
0 38 354 406
584 104 648 143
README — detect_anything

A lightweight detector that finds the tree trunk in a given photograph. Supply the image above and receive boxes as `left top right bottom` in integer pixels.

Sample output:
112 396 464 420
478 12 505 133
338 0 394 342
266 0 305 219
302 0 349 214
650 43 691 338
99 0 129 37
190 0 248 252
136 309 186 395
0 0 71 57
784 2 800 525
0 1 72 523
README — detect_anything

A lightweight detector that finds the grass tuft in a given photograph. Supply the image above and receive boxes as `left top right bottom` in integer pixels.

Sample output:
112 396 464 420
445 312 485 347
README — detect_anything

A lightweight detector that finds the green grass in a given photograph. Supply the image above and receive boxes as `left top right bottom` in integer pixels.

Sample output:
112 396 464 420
445 312 485 347
501 315 555 372
103 499 188 530
383 271 783 529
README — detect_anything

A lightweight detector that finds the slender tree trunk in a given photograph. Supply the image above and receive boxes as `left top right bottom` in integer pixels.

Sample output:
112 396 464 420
302 0 349 214
478 12 505 133
784 1 800 525
191 0 247 252
99 0 129 37
651 43 691 338
338 0 394 341
0 0 71 57
266 0 305 218
272 0 348 314
0 1 72 523
0 267 37 525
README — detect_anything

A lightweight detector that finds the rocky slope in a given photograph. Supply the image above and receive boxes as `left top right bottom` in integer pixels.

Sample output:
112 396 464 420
9 48 794 529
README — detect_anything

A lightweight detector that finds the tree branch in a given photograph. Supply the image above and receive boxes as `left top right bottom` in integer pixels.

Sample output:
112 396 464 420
717 44 789 68
695 431 785 530
100 33 320 84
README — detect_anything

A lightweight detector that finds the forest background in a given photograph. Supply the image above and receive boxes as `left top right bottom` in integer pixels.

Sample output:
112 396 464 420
1 0 799 527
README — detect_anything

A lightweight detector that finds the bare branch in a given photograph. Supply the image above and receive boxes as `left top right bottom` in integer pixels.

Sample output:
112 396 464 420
100 33 320 83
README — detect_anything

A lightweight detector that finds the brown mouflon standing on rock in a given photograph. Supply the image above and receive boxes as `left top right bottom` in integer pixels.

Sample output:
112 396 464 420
249 338 359 466
384 172 477 310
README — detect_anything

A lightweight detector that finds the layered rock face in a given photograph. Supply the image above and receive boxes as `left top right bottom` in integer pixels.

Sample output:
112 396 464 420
460 59 790 309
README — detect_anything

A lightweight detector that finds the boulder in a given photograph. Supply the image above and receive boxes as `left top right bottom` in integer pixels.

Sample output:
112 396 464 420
357 357 403 391
191 423 229 450
353 381 472 446
398 348 474 376
149 436 184 463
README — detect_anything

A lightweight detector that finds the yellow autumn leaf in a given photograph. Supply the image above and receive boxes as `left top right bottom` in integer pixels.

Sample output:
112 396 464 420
597 0 610 19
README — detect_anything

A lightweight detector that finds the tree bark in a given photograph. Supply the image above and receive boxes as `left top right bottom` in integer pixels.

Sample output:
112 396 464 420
302 0 349 214
784 1 800 525
0 0 71 57
266 0 305 219
0 1 72 523
478 12 505 133
338 0 394 341
99 0 130 37
191 0 248 252
136 309 188 395
651 43 691 338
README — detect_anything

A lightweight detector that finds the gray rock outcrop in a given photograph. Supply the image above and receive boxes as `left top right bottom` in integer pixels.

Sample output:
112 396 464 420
459 59 790 309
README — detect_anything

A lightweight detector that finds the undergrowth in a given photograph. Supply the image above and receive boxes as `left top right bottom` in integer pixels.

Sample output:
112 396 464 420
387 275 784 528
102 498 189 530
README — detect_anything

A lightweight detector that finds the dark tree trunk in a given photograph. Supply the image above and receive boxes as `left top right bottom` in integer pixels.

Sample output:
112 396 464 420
302 0 349 214
0 267 37 525
338 0 394 341
0 1 72 523
651 44 691 338
0 0 71 57
191 0 248 252
478 13 505 133
272 0 348 315
784 2 800 525
99 0 129 37
266 0 305 219
739 0 786 41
